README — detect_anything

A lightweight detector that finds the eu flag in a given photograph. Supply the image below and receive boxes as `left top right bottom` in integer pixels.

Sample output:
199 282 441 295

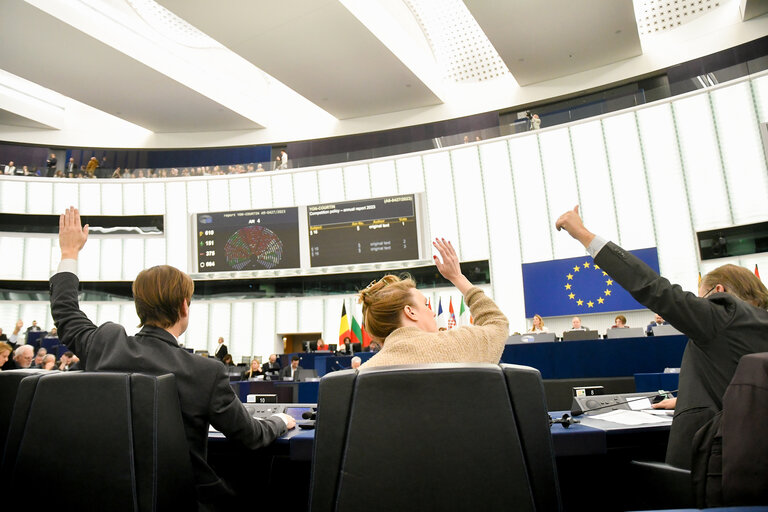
521 247 660 317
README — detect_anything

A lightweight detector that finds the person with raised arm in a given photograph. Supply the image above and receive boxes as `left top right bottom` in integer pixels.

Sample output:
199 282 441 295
556 205 768 469
359 238 508 369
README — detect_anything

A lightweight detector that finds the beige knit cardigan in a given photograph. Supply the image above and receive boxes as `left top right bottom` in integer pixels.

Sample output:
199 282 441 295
360 287 509 369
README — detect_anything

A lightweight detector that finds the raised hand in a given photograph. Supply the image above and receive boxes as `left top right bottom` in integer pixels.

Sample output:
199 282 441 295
59 206 89 260
555 205 595 248
433 237 472 295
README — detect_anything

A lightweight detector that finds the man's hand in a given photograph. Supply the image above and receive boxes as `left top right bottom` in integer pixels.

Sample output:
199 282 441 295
275 412 296 430
555 205 595 248
651 397 676 410
59 206 89 260
13 320 22 335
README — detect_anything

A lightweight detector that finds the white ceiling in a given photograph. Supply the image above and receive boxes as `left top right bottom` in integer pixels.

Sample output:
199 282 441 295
0 0 764 144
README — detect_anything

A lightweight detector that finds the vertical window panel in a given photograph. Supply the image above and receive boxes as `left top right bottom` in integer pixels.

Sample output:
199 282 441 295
143 183 165 215
271 174 294 206
395 156 425 194
250 176 273 208
228 178 251 211
208 303 231 354
369 161 398 196
121 239 145 281
120 303 141 337
298 298 324 333
342 164 371 201
450 146 489 261
479 141 525 326
77 183 101 214
186 181 209 213
22 238 52 280
25 182 53 214
0 181 25 212
230 302 254 361
78 238 101 281
672 94 730 230
207 179 230 211
144 238 166 269
276 300 298 334
317 168 344 203
508 136 553 263
293 171 320 206
100 184 123 215
570 121 620 246
0 303 21 334
710 82 768 224
423 152 459 256
254 301 277 359
752 75 768 122
99 239 123 281
636 103 699 291
539 130 580 260
185 302 210 353
0 238 24 279
52 182 79 214
20 303 51 332
165 182 188 271
122 183 145 215
96 304 121 326
602 113 656 250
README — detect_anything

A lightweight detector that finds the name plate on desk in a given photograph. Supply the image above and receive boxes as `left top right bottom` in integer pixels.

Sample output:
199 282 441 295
247 394 277 403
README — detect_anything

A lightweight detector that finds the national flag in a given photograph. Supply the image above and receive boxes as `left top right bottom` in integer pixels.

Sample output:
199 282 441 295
361 320 373 348
459 297 471 326
755 264 761 280
338 303 351 344
521 247 660 317
448 297 457 329
350 315 363 345
698 272 702 287
427 298 432 311
436 297 447 329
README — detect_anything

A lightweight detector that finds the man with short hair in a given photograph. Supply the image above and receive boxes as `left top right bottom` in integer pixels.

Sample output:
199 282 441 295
262 354 281 379
350 356 362 370
570 317 587 331
279 356 303 380
12 345 34 369
58 351 80 371
31 347 47 368
41 354 56 370
214 336 228 361
647 313 669 335
3 161 15 175
50 207 295 508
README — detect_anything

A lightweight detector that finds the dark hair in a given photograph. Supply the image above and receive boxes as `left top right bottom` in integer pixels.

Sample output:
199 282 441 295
291 355 300 362
132 265 194 328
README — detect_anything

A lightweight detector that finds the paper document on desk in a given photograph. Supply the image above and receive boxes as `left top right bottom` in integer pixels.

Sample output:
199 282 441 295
591 410 671 425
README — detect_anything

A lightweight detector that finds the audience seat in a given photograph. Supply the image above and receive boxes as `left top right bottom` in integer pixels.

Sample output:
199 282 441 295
309 363 560 512
1 372 196 511
0 369 47 461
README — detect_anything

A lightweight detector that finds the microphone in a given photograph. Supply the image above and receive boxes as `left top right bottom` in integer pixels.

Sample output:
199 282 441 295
571 390 677 417
302 410 317 420
550 413 580 429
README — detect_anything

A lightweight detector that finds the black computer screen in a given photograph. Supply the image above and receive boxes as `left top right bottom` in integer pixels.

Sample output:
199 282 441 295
307 194 419 267
196 207 300 272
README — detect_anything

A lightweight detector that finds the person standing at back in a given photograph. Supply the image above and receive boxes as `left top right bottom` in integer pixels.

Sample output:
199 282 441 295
50 207 295 509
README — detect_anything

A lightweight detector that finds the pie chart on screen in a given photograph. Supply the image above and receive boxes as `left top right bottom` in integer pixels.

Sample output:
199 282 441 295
224 226 284 270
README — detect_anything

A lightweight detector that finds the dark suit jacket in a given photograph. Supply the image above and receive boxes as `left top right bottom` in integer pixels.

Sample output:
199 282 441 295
262 361 281 376
50 271 286 503
215 343 228 360
279 365 304 380
594 241 768 469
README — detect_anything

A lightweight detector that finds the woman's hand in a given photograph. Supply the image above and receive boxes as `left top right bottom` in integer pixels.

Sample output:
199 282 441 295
433 238 472 295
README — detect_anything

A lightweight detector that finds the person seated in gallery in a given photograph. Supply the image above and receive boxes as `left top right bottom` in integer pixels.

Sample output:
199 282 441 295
241 359 263 380
359 238 508 369
527 314 549 333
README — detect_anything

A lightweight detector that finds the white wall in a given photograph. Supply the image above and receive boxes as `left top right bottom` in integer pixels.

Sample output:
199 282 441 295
2 73 768 362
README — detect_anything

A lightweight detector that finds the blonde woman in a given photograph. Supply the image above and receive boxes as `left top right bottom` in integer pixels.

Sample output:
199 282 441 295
359 238 508 369
528 314 549 333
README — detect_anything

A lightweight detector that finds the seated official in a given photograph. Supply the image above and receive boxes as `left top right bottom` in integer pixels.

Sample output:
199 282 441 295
11 345 34 369
316 338 329 351
568 316 588 331
360 238 508 369
0 341 12 370
58 351 80 371
279 356 303 380
30 347 47 368
221 354 235 367
338 336 353 355
611 315 629 328
51 207 295 508
261 354 281 378
647 313 669 335
41 354 57 370
241 359 262 380
527 314 549 333
350 356 362 370
556 204 768 470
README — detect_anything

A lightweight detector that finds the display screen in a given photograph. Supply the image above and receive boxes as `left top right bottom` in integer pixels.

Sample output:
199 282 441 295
196 208 300 272
307 194 419 267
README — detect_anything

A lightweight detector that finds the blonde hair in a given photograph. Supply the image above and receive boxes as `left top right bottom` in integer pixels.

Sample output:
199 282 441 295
531 314 545 331
359 274 416 342
702 264 768 309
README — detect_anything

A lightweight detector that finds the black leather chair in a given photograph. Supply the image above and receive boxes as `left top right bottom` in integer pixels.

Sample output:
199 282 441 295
309 363 560 512
2 372 196 511
0 369 47 461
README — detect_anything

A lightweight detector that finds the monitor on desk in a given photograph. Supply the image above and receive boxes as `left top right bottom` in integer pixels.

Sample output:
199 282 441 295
605 327 646 339
506 332 556 344
652 325 683 337
562 330 599 342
